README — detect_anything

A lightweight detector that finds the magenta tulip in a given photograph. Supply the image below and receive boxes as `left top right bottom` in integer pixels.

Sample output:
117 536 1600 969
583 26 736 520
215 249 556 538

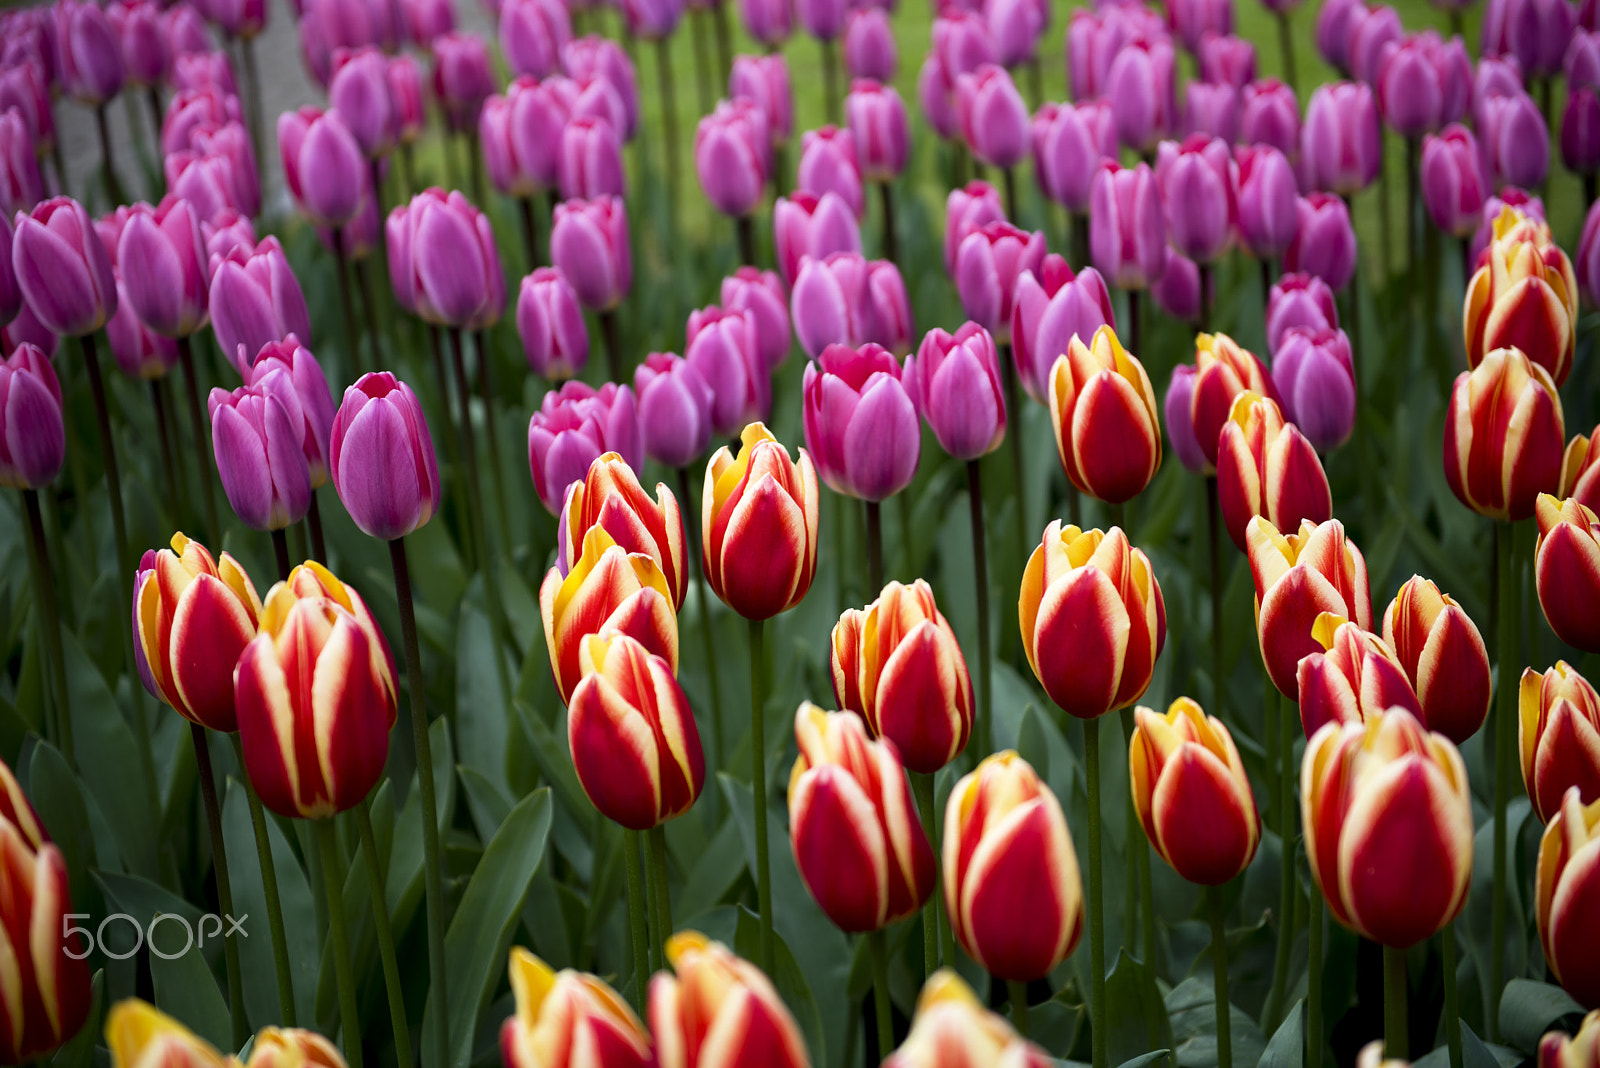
634 352 714 468
953 221 1045 341
1240 78 1300 156
1421 124 1487 237
1152 248 1202 323
563 35 639 138
246 335 334 487
721 267 791 368
1284 193 1358 291
955 64 1030 169
1563 87 1600 175
774 190 861 287
116 197 211 339
1185 82 1240 143
1199 32 1256 86
1376 31 1471 138
58 0 125 103
278 107 367 228
329 46 397 158
737 0 792 47
1273 327 1357 450
559 116 626 200
480 77 571 197
13 196 118 338
209 236 312 375
797 126 864 217
0 342 63 489
106 277 180 379
1302 81 1381 195
527 381 642 513
1010 254 1116 402
1236 145 1299 260
730 53 794 145
847 79 910 182
110 0 170 87
686 305 768 436
550 195 631 311
904 322 1006 461
432 31 496 131
330 372 440 540
1168 0 1232 53
1166 364 1207 473
1033 100 1116 215
1106 37 1177 153
209 371 313 531
1482 0 1575 78
0 113 41 219
500 0 570 80
802 342 920 500
1156 134 1236 264
1479 90 1551 189
1346 3 1403 85
518 267 589 381
944 179 1005 274
844 10 896 81
386 188 499 327
1090 162 1167 291
1266 272 1339 356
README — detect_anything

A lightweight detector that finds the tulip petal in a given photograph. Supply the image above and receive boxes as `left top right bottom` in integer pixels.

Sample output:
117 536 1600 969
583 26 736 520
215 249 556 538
791 765 890 932
1149 745 1258 885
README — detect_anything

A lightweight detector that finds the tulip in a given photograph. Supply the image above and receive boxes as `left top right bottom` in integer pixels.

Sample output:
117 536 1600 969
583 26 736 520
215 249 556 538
1582 203 1600 310
1152 249 1203 324
1302 82 1381 195
0 59 52 157
954 222 1046 340
278 107 366 229
1019 521 1166 718
1475 55 1526 111
1519 661 1600 824
649 933 811 1068
1267 273 1339 356
1272 327 1357 451
1421 124 1487 237
0 112 42 218
1247 516 1372 696
1155 135 1236 265
884 970 1054 1068
105 1001 232 1068
1572 28 1600 88
702 423 819 620
943 752 1082 980
387 55 426 145
1538 787 1600 1006
788 701 936 930
1377 32 1471 138
1536 494 1600 652
501 0 570 80
13 196 118 338
954 64 1030 171
557 452 687 611
0 343 63 491
432 31 496 131
721 267 791 369
686 304 767 439
1346 3 1403 85
326 48 396 162
517 268 588 382
1090 163 1167 292
1032 101 1117 215
1480 90 1552 190
773 191 862 289
944 180 1005 275
204 210 257 266
791 252 910 357
1187 331 1280 472
1465 208 1578 386
919 53 962 141
1443 348 1565 522
132 532 263 731
501 948 652 1068
1470 188 1546 265
209 237 312 375
635 353 714 470
1217 391 1333 552
695 100 768 219
802 343 920 500
169 51 236 95
928 9 998 132
0 811 89 1064
1200 33 1256 86
329 372 441 541
165 147 258 227
730 53 794 146
1239 78 1301 156
106 278 179 379
58 0 125 103
1047 325 1162 504
3 303 56 360
1103 38 1178 154
1563 426 1600 512
208 371 313 531
115 198 211 340
564 36 640 139
1284 193 1358 292
162 87 240 158
1539 1010 1600 1068
528 382 642 515
839 86 905 194
1185 81 1240 143
479 78 568 198
1297 612 1421 736
559 116 626 200
737 0 792 47
551 196 631 311
1303 708 1473 946
1169 0 1231 52
244 1028 355 1068
386 188 500 328
1010 255 1115 404
797 126 864 218
904 323 1006 462
1564 88 1600 176
845 10 896 81
246 337 334 488
1484 0 1576 78
111 1 170 87
1236 145 1299 261
403 0 455 44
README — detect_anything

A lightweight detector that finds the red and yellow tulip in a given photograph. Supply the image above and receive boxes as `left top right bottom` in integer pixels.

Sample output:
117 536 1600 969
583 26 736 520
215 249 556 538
1297 613 1421 738
1537 787 1600 1008
1521 662 1600 825
106 1000 234 1068
1216 391 1332 553
1535 494 1600 653
1464 207 1579 387
881 970 1054 1068
1561 426 1600 515
702 422 819 621
1538 1008 1600 1068
500 947 652 1068
1247 516 1372 697
1046 325 1162 504
1381 576 1493 745
559 451 689 610
1443 347 1565 522
1188 332 1280 473
243 1028 348 1068
649 932 812 1068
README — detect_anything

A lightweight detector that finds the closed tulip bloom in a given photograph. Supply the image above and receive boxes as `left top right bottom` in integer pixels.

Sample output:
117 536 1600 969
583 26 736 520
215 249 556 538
386 188 500 328
1345 3 1403 85
1562 426 1600 514
328 48 396 160
209 237 311 375
244 1028 355 1068
1571 28 1600 88
883 971 1054 1068
58 0 125 103
788 702 936 930
1443 348 1565 521
1236 145 1299 261
1484 0 1576 78
1583 204 1600 310
1198 32 1255 86
1543 793 1600 1011
501 948 651 1068
1165 367 1206 475
403 0 455 44
695 100 767 218
432 31 496 131
559 116 625 200
1032 101 1116 215
701 422 819 620
1272 327 1357 451
1248 516 1372 696
1152 249 1203 323
774 191 862 288
1240 78 1301 156
1106 38 1178 153
989 0 1046 66
904 322 1006 461
1303 707 1473 946
479 79 569 197
1067 6 1169 102
845 11 897 80
1266 273 1339 356
1020 521 1166 717
1186 331 1279 472
111 0 170 87
0 343 62 490
1536 495 1600 652
106 278 180 380
1090 163 1168 291
1217 391 1332 552
796 0 845 40
791 251 909 356
686 304 767 438
944 180 1004 275
802 343 920 500
1520 661 1600 824
846 80 909 182
551 196 631 311
943 752 1083 980
954 222 1045 340
1480 90 1552 189
329 372 441 541
721 267 791 369
1047 325 1162 504
13 196 117 338
0 112 43 219
1377 32 1471 138
737 0 792 47
106 1001 235 1068
1297 612 1421 736
1470 188 1546 264
1155 134 1236 264
1364 577 1488 747
1302 82 1381 195
1284 192 1358 291
277 107 365 228
635 353 714 469
557 451 687 609
1168 0 1232 52
1465 208 1578 385
161 86 240 158
1539 1011 1600 1068
1563 88 1600 175
208 372 313 531
245 337 333 487
564 36 640 139
933 7 999 88
797 126 864 218
528 382 642 514
204 210 257 266
730 53 793 146
132 532 263 731
116 197 210 339
500 0 570 79
954 64 1029 170
1185 81 1240 143
650 932 812 1068
1421 124 1487 237
1010 255 1115 403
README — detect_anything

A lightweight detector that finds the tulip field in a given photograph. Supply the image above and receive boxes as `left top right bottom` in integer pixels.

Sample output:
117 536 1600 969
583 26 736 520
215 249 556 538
6 0 1600 1063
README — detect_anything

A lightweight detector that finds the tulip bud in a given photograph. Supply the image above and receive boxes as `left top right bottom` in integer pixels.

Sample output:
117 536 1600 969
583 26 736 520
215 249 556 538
517 267 588 382
1536 494 1600 652
1303 708 1473 946
1539 1009 1600 1068
954 222 1046 341
1248 516 1372 696
108 276 178 383
394 58 435 143
501 947 652 1068
243 1027 352 1068
845 11 897 81
1271 328 1357 451
1184 81 1240 143
106 1001 227 1068
1164 364 1208 474
1155 134 1237 265
58 0 125 104
1152 249 1203 324
1379 575 1492 744
737 0 792 47
385 188 500 329
0 111 43 219
695 99 768 219
883 970 1055 1068
208 371 313 531
1483 0 1575 79
1236 145 1299 261
1284 193 1358 292
1377 31 1472 138
1537 787 1600 1006
0 801 89 1065
720 267 791 370
13 196 118 338
730 53 793 146
551 195 632 311
904 322 1006 461
1479 90 1552 190
1185 332 1280 472
432 31 496 131
329 372 442 541
796 125 864 220
943 752 1083 980
649 933 812 1068
480 78 570 197
1010 255 1116 403
954 64 1030 170
1470 188 1546 265
404 0 455 45
1464 208 1579 386
564 36 640 139
329 47 397 158
634 353 713 470
1130 698 1260 884
686 304 767 438
132 532 264 731
791 252 910 357
1443 348 1565 522
1020 521 1166 718
558 451 687 609
1346 4 1403 86
1217 391 1333 552
1563 87 1600 176
110 1 170 88
702 422 819 620
208 237 312 375
1047 325 1162 504
788 702 936 931
1302 81 1381 195
802 342 920 500
1266 273 1339 357
278 107 366 228
1297 612 1422 737
774 191 862 289
500 0 570 80
1519 661 1600 824
1199 32 1256 86
1420 124 1487 238
1240 78 1301 156
558 115 626 201
1090 162 1168 291
846 79 909 183
1106 38 1178 154
528 382 642 515
0 343 63 490
1032 101 1117 216
944 180 1005 275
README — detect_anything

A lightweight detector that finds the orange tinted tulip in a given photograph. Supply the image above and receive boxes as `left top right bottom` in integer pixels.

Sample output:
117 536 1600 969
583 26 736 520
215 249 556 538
244 1028 348 1068
500 947 652 1068
1537 788 1600 1007
1443 346 1565 522
559 451 689 610
1538 1008 1600 1068
1216 391 1332 552
1535 494 1600 653
881 970 1055 1068
1046 325 1162 504
1521 662 1600 825
1297 612 1421 738
702 422 820 620
1188 332 1280 472
1247 516 1372 697
1464 207 1578 386
1381 576 1492 744
649 932 812 1068
106 1000 233 1068
1562 426 1600 515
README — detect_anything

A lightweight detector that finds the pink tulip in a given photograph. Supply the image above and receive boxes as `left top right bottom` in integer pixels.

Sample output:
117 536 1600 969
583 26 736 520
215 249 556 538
526 381 642 513
1090 162 1167 291
1199 32 1256 86
1033 100 1116 215
1266 272 1339 356
518 267 589 381
1010 254 1115 402
634 352 714 468
500 0 570 79
904 322 1006 460
802 342 920 500
278 107 367 228
563 36 639 138
1301 81 1381 195
846 79 910 182
797 126 864 217
329 46 397 158
953 221 1046 340
844 9 896 81
955 64 1030 169
730 53 794 145
695 99 770 219
721 267 792 368
1240 78 1300 156
559 116 626 200
550 195 631 310
1420 124 1486 237
116 197 211 339
774 190 861 287
208 236 311 374
686 305 769 436
1235 145 1299 260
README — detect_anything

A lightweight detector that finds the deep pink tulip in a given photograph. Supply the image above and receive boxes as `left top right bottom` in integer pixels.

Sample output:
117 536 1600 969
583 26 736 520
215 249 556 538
13 197 118 338
1165 364 1206 472
0 216 17 328
954 221 1046 340
1345 3 1402 85
202 0 267 38
1152 247 1202 322
0 113 43 218
774 190 861 287
796 0 846 40
987 0 1047 66
1199 32 1256 86
386 188 499 327
1033 100 1116 214
58 0 125 104
2 302 55 360
634 352 714 468
1564 87 1600 174
0 60 54 158
106 276 179 379
1010 254 1115 402
110 1 170 87
432 31 496 131
386 56 425 145
791 252 910 357
0 343 63 489
1578 199 1600 307
1379 32 1472 138
1421 124 1486 237
1482 0 1576 78
904 322 1006 460
730 53 794 145
501 0 570 79
802 342 920 500
117 197 211 338
721 267 791 368
559 115 626 200
737 0 792 47
844 9 897 81
1185 81 1239 143
329 47 397 158
165 3 215 56
166 144 258 229
1474 56 1525 111
927 9 997 132
279 107 366 228
1239 78 1300 156
865 257 914 355
621 0 684 39
797 126 864 217
550 195 631 310
918 53 961 140
1106 37 1177 152
403 0 455 46
209 371 313 531
170 48 234 94
527 381 642 513
518 267 589 381
1090 162 1167 290
1479 89 1550 189
686 304 768 436
481 76 571 196
955 64 1030 169
209 236 311 373
1273 327 1357 451
1168 0 1232 53
1284 193 1358 291
1236 145 1299 260
1266 272 1339 356
1302 81 1381 195
161 86 240 157
330 372 441 540
563 36 639 138
944 179 1005 274
1067 5 1167 102
246 335 335 487
695 100 767 217
847 79 910 182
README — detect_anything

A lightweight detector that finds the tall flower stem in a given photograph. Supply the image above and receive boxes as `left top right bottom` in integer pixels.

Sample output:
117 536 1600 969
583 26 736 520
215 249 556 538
517 196 540 271
1085 715 1107 1068
387 536 449 1068
624 827 651 1011
736 214 757 267
192 724 248 1049
446 329 490 571
1276 11 1298 95
869 928 893 1058
678 467 725 768
271 528 291 580
1490 520 1513 1042
307 493 328 563
712 1 733 80
94 104 126 208
241 37 265 197
966 461 993 755
1199 266 1214 333
864 500 884 592
79 335 130 579
1206 477 1226 719
600 309 624 383
998 343 1028 562
354 258 383 372
654 38 681 222
229 736 296 1025
331 233 366 377
820 38 840 124
317 818 364 1068
176 336 221 542
1002 167 1020 224
649 826 674 959
691 9 714 117
357 799 413 1068
22 489 72 768
1383 944 1408 1060
1209 884 1232 1068
1264 689 1296 1030
878 183 898 268
1009 980 1029 1037
1308 887 1324 1068
1117 708 1141 951
150 380 180 510
643 832 662 973
911 771 940 976
749 616 774 974
473 331 514 554
1442 922 1462 1068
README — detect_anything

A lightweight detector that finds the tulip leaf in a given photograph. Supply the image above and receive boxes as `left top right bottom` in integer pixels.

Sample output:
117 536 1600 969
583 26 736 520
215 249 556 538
1255 998 1303 1068
455 603 509 795
677 816 748 924
1496 979 1587 1054
149 920 232 1052
420 786 552 1068
1165 973 1267 1068
735 904 827 1062
1116 1051 1175 1068
1105 950 1174 1068
458 765 514 843
27 740 94 910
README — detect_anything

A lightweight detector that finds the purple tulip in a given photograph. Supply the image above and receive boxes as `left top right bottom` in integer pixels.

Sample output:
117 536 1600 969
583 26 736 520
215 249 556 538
955 64 1030 170
208 236 311 373
170 50 235 94
1483 0 1576 78
246 335 334 487
1106 37 1178 153
1564 87 1600 174
1033 101 1115 215
0 60 54 159
117 197 211 339
1376 31 1471 138
1345 3 1402 85
791 251 910 357
1569 29 1600 89
106 275 180 379
386 188 499 327
1010 254 1115 401
13 196 118 338
559 116 626 200
564 36 640 138
1168 0 1231 52
527 381 642 513
721 267 791 369
1301 81 1381 195
904 322 1006 461
802 342 920 500
162 86 240 157
1474 56 1525 112
0 216 17 329
1067 5 1167 102
1185 81 1239 142
730 53 794 145
1090 162 1167 291
1164 364 1206 472
954 221 1046 340
1151 248 1202 323
279 107 367 228
1199 33 1256 86
1315 0 1363 73
621 0 684 39
332 202 385 270
1578 198 1600 307
1468 187 1544 263
202 0 267 38
944 179 1005 275
481 77 571 197
209 371 314 531
796 0 846 40
634 352 714 468
847 79 910 182
550 195 631 310
844 9 897 80
1284 192 1357 291
518 267 589 381
987 0 1046 66
1479 89 1550 189
0 343 63 489
865 257 914 355
686 305 768 436
501 0 570 79
1421 124 1486 237
58 0 125 104
1273 326 1356 451
164 149 246 226
432 31 496 131
0 112 42 219
403 0 456 46
1236 145 1299 259
774 190 861 287
329 47 397 158
925 9 998 135
695 100 768 218
797 125 864 217
1239 78 1300 155
110 0 171 87
330 372 441 540
1266 272 1339 356
737 0 792 47
205 215 257 272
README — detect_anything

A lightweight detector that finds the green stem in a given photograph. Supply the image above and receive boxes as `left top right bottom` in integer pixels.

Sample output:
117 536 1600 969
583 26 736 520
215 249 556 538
967 461 993 757
1086 716 1107 1068
1276 10 1298 96
865 499 884 593
679 467 725 771
820 36 840 125
655 38 681 221
447 328 486 575
1490 521 1513 1042
749 617 774 974
318 819 364 1068
192 725 248 1049
230 735 295 1026
911 771 939 976
1009 979 1029 1037
1207 477 1226 721
625 828 651 1012
271 527 291 580
332 235 366 378
869 928 893 1059
1383 944 1408 1061
1442 922 1462 1068
1264 690 1295 1031
22 490 72 770
357 800 412 1068
307 493 328 564
388 537 449 1068
1210 885 1232 1068
149 379 180 514
643 831 662 973
1308 885 1323 1068
473 331 514 556
649 826 674 956
1118 708 1141 958
176 336 221 543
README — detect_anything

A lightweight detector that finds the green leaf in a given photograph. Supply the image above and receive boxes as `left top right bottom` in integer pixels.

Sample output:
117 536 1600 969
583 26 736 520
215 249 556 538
27 741 94 910
1105 950 1174 1068
49 969 102 1068
735 904 826 1062
1497 979 1587 1053
455 604 509 794
151 927 232 1051
458 764 514 843
1256 999 1303 1068
1166 974 1268 1068
420 786 552 1068
1116 1052 1175 1068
